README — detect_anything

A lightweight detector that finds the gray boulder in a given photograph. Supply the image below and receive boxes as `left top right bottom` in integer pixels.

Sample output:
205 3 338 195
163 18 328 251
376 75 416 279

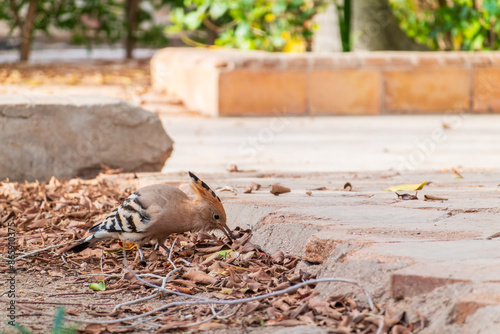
0 95 173 181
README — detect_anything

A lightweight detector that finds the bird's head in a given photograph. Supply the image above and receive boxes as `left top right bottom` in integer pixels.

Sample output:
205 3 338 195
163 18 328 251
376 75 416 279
189 171 235 242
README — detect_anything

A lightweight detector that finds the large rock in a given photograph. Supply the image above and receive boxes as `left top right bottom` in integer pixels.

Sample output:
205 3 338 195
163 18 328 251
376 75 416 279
0 95 173 181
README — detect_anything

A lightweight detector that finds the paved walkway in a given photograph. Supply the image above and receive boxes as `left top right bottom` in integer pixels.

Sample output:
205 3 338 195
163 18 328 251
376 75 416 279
160 114 500 174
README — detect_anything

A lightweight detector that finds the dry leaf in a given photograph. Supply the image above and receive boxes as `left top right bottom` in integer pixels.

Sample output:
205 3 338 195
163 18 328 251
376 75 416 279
452 168 463 179
99 164 123 175
251 182 261 190
80 323 107 334
227 164 239 173
243 301 261 315
193 322 226 330
157 321 190 331
183 270 217 285
244 186 252 194
270 184 291 196
171 285 195 294
423 195 448 201
343 182 352 191
396 192 418 200
442 122 451 129
383 182 426 192
305 191 312 196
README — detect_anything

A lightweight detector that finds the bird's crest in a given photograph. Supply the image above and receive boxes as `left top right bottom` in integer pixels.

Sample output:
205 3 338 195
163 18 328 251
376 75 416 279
188 172 225 213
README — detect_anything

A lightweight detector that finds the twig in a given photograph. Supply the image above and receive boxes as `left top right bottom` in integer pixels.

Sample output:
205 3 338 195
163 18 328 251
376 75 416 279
5 240 74 260
211 304 241 319
48 292 95 297
112 293 158 313
180 305 230 329
112 239 181 313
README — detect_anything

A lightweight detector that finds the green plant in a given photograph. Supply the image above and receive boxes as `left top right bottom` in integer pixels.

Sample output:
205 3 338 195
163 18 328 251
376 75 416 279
389 0 500 51
11 306 78 334
168 0 329 52
333 0 351 52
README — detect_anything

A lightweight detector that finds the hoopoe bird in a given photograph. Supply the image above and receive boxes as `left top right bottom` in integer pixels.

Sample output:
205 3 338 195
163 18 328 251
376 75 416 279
67 172 234 261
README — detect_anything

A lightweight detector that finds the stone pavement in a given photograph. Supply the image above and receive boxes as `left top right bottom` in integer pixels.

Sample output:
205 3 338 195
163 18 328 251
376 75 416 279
160 114 500 173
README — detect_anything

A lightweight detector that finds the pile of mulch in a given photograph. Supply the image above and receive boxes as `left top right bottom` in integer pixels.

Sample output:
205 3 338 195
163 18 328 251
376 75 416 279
0 175 424 333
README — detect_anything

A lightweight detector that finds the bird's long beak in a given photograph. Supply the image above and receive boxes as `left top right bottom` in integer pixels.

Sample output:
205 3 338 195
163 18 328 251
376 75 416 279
221 225 236 243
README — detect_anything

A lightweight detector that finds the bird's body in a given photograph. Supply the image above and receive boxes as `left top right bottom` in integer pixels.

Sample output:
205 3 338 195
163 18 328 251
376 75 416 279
68 172 234 260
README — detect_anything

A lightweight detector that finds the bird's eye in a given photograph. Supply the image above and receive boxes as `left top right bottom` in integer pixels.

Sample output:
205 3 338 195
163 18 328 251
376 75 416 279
213 214 219 220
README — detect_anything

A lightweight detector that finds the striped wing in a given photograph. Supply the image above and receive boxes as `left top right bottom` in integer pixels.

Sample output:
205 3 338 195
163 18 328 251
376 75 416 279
90 191 151 234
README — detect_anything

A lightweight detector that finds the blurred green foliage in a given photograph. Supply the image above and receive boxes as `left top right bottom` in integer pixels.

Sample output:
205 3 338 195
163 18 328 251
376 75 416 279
0 0 172 49
390 0 500 51
0 0 330 58
168 0 329 52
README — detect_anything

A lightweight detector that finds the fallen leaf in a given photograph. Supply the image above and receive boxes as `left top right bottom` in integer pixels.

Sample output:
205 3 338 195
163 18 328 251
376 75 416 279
207 249 233 260
193 322 226 330
343 182 352 191
183 270 217 285
80 323 107 334
244 186 252 194
227 164 239 173
305 191 312 196
170 279 197 288
171 285 195 294
268 319 306 326
270 184 291 196
99 164 123 175
251 182 261 190
423 195 448 201
243 301 261 315
442 122 451 129
383 181 426 192
452 168 463 179
396 192 418 200
157 321 190 331
89 280 105 291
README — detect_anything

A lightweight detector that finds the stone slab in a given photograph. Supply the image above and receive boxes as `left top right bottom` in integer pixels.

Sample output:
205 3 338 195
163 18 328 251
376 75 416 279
0 94 173 181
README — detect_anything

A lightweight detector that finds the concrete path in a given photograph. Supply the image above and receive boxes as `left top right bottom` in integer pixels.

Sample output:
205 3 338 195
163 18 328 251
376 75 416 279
160 114 500 173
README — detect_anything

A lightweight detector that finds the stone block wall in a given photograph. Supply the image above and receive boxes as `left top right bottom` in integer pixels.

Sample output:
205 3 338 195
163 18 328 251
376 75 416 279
151 48 500 116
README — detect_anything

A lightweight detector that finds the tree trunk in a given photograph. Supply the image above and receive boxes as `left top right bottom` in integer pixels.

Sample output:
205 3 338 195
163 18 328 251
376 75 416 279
125 0 140 59
19 0 38 62
352 0 428 51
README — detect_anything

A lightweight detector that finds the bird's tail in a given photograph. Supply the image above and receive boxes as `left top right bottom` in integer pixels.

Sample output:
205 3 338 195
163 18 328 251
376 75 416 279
67 234 96 253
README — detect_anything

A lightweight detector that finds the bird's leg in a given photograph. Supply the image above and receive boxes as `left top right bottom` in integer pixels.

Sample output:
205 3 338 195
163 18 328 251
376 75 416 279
159 244 171 257
137 246 146 262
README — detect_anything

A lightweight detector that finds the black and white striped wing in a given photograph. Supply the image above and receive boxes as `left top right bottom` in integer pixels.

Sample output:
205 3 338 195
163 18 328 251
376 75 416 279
90 191 151 234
